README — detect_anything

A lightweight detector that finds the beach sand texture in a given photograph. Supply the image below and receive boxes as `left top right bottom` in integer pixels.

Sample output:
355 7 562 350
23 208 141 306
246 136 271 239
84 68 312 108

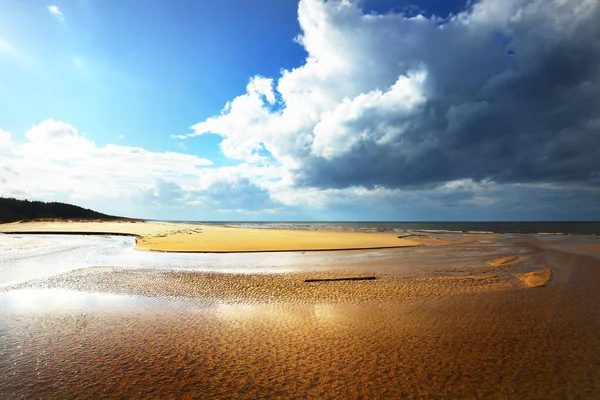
1 224 600 398
0 220 419 252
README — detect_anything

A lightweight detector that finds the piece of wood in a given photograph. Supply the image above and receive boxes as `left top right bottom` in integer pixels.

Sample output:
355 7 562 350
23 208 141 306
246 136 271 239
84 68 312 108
304 276 377 283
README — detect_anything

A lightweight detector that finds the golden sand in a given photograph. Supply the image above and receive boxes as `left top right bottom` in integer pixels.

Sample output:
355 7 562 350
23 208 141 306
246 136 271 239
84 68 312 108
6 266 514 304
489 255 520 266
2 230 599 398
487 255 529 271
2 246 600 398
410 233 499 246
516 268 553 287
0 220 419 252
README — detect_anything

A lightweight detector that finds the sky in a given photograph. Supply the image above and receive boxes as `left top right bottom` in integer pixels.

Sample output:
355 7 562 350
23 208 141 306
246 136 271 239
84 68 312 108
0 0 599 221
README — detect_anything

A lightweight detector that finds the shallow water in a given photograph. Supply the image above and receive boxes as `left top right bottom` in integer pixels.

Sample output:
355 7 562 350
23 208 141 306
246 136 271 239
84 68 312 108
0 233 500 288
2 233 598 289
0 288 171 314
0 234 313 287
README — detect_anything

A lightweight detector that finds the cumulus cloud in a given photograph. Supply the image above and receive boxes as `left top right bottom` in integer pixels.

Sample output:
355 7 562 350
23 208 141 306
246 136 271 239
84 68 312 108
0 119 286 218
0 119 212 205
181 0 600 193
47 5 64 20
1 119 594 220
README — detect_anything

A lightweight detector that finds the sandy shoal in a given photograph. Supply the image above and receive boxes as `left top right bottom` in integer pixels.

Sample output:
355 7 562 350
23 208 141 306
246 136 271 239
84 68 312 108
5 266 516 304
0 220 419 252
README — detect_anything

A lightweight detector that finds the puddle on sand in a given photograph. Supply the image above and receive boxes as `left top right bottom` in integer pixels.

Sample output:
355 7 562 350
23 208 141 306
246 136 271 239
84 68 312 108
0 288 177 314
0 234 307 288
0 288 359 322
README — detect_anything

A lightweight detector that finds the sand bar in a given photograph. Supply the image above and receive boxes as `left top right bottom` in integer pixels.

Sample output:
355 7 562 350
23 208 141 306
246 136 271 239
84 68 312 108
0 220 419 252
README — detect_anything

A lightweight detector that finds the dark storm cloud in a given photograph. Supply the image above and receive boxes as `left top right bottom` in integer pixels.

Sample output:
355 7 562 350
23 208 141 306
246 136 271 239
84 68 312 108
297 0 600 189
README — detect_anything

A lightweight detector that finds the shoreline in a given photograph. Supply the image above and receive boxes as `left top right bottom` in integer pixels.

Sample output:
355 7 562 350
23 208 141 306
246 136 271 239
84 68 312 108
0 220 422 252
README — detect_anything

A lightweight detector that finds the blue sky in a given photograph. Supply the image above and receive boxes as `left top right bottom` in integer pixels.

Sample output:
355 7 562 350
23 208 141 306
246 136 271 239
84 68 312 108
0 1 305 154
1 0 599 221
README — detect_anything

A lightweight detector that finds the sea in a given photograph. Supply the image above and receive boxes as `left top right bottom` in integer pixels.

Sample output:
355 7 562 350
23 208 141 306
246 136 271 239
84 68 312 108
176 221 600 235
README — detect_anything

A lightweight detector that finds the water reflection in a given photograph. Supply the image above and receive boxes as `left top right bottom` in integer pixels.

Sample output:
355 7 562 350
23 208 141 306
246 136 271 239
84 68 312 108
214 302 348 325
3 233 597 292
313 303 344 322
0 289 163 314
0 234 304 288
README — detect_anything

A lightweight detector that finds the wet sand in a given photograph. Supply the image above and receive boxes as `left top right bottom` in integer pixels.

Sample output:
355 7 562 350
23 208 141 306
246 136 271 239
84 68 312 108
0 220 419 252
568 243 600 253
1 233 600 398
0 233 523 288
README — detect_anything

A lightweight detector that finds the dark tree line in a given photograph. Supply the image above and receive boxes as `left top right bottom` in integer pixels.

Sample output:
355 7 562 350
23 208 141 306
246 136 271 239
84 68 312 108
0 197 122 223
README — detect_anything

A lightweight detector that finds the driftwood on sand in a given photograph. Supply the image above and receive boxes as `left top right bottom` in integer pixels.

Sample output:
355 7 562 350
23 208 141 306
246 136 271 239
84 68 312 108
304 276 377 283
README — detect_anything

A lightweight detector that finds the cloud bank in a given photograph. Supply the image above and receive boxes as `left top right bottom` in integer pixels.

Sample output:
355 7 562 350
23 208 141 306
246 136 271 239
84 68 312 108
182 0 600 193
0 120 282 219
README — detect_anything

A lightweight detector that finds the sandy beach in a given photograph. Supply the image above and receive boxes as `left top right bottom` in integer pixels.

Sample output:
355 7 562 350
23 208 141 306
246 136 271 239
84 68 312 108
0 220 419 252
1 223 600 398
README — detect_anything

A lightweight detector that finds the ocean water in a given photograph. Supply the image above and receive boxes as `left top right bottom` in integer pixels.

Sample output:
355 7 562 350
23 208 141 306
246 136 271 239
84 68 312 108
180 221 600 235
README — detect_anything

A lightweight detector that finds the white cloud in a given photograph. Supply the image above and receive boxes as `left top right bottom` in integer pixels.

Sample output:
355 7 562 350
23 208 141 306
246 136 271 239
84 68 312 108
47 5 64 20
311 68 428 159
1 119 212 204
247 76 276 105
0 129 12 149
1 119 596 220
0 120 289 219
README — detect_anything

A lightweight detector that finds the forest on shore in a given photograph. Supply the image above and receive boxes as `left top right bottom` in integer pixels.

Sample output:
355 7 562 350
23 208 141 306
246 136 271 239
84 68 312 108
0 197 122 223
